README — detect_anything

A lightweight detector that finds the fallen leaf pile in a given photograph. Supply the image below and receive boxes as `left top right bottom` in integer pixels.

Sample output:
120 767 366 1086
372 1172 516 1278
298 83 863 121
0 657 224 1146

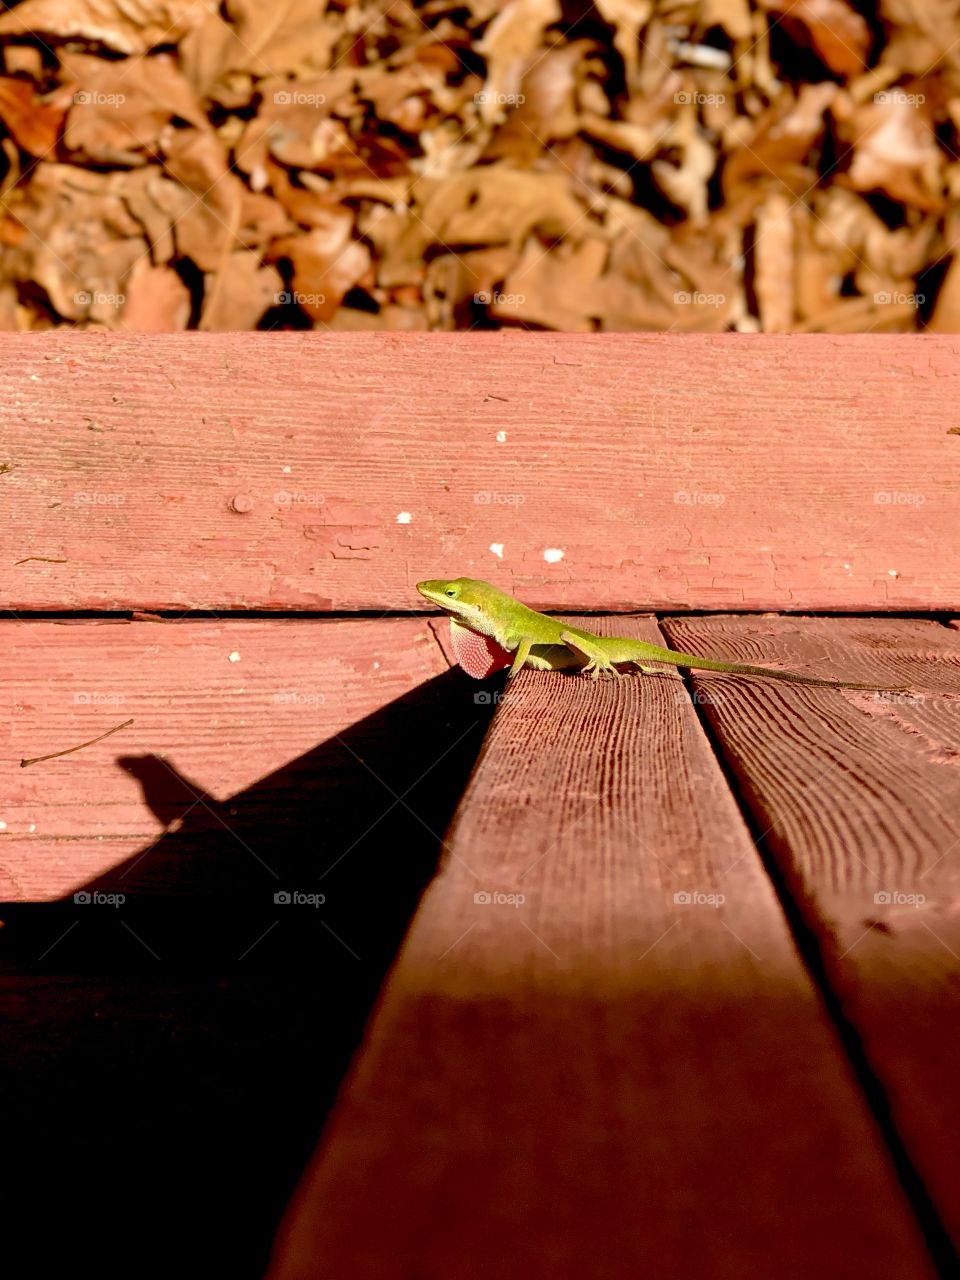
0 0 958 331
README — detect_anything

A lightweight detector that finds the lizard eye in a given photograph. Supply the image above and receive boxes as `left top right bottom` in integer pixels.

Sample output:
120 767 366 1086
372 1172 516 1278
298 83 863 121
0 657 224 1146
445 587 457 597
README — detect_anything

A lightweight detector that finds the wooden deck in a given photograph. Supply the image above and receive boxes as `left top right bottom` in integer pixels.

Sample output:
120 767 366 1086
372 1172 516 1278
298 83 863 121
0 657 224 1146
3 334 960 1277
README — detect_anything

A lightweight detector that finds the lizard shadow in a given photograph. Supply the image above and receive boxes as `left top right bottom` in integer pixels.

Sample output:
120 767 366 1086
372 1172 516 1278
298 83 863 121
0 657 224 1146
0 668 494 1278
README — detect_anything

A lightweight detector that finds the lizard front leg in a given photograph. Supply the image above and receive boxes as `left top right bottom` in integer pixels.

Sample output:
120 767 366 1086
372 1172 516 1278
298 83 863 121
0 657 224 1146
505 635 533 678
559 631 621 679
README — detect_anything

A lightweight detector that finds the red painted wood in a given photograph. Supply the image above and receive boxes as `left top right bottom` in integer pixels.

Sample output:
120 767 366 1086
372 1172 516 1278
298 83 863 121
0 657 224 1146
266 616 936 1280
2 617 451 898
2 333 959 611
661 613 960 1252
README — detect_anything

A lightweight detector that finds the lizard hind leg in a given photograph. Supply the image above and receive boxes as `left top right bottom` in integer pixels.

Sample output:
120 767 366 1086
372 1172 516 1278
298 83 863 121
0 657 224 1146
559 630 622 680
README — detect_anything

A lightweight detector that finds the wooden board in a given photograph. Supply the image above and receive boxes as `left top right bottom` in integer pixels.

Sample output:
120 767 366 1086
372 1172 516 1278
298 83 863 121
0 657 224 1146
267 616 936 1280
2 617 463 900
3 333 959 612
0 616 488 1275
661 613 960 1253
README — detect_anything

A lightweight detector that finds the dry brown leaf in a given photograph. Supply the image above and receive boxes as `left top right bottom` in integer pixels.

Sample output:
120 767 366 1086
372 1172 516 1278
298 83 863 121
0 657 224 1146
200 251 282 329
0 77 69 156
326 304 428 330
879 0 960 75
0 0 219 55
3 164 147 321
722 82 837 216
160 128 290 269
476 0 560 125
120 259 192 330
61 53 208 166
267 209 370 321
762 0 870 78
754 193 795 331
485 42 586 162
837 95 945 211
594 0 652 80
927 256 960 331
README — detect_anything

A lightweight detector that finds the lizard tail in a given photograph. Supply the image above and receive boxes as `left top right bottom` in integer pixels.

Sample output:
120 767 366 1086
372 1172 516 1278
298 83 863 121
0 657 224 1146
632 642 901 691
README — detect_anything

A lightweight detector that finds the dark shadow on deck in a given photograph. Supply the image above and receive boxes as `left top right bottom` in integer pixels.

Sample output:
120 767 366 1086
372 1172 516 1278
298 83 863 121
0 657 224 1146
0 669 493 1278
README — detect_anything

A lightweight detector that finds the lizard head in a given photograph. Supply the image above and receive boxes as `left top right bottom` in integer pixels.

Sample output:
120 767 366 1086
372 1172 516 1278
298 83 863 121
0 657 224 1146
416 578 515 676
416 577 514 633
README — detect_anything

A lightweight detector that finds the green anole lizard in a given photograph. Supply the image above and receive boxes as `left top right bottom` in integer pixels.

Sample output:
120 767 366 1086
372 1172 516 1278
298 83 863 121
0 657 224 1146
417 577 906 689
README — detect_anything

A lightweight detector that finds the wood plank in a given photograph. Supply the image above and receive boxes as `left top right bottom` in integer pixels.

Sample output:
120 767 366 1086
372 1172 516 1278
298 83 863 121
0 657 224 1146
3 333 959 612
1 617 488 1274
661 613 960 1252
2 617 456 899
267 615 936 1280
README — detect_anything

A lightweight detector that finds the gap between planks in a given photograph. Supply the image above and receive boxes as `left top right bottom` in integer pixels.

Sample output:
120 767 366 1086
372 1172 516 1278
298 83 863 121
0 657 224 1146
662 613 960 1269
266 614 938 1280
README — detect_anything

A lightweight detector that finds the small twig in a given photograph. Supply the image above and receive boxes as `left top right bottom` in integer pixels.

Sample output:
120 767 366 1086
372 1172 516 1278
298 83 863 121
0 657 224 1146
15 557 68 565
21 718 134 768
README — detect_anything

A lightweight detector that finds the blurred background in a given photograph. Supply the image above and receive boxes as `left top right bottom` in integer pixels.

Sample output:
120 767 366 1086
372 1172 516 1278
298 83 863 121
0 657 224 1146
0 0 956 332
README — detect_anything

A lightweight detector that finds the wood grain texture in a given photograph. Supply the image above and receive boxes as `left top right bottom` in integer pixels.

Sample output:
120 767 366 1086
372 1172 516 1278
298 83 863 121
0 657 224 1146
1 617 453 898
3 333 959 611
267 616 935 1280
661 614 960 1250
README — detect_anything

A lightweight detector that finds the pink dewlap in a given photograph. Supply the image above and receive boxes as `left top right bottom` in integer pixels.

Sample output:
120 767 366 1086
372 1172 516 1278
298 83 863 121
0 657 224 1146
448 620 512 678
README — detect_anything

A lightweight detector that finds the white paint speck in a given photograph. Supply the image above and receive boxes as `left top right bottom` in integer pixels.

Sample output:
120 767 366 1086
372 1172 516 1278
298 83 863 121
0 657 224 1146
373 660 381 669
29 824 36 833
0 821 6 830
29 374 41 381
282 466 292 474
888 569 898 577
489 543 504 559
843 563 851 569
543 548 565 564
495 430 507 443
396 511 412 524
228 651 241 662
